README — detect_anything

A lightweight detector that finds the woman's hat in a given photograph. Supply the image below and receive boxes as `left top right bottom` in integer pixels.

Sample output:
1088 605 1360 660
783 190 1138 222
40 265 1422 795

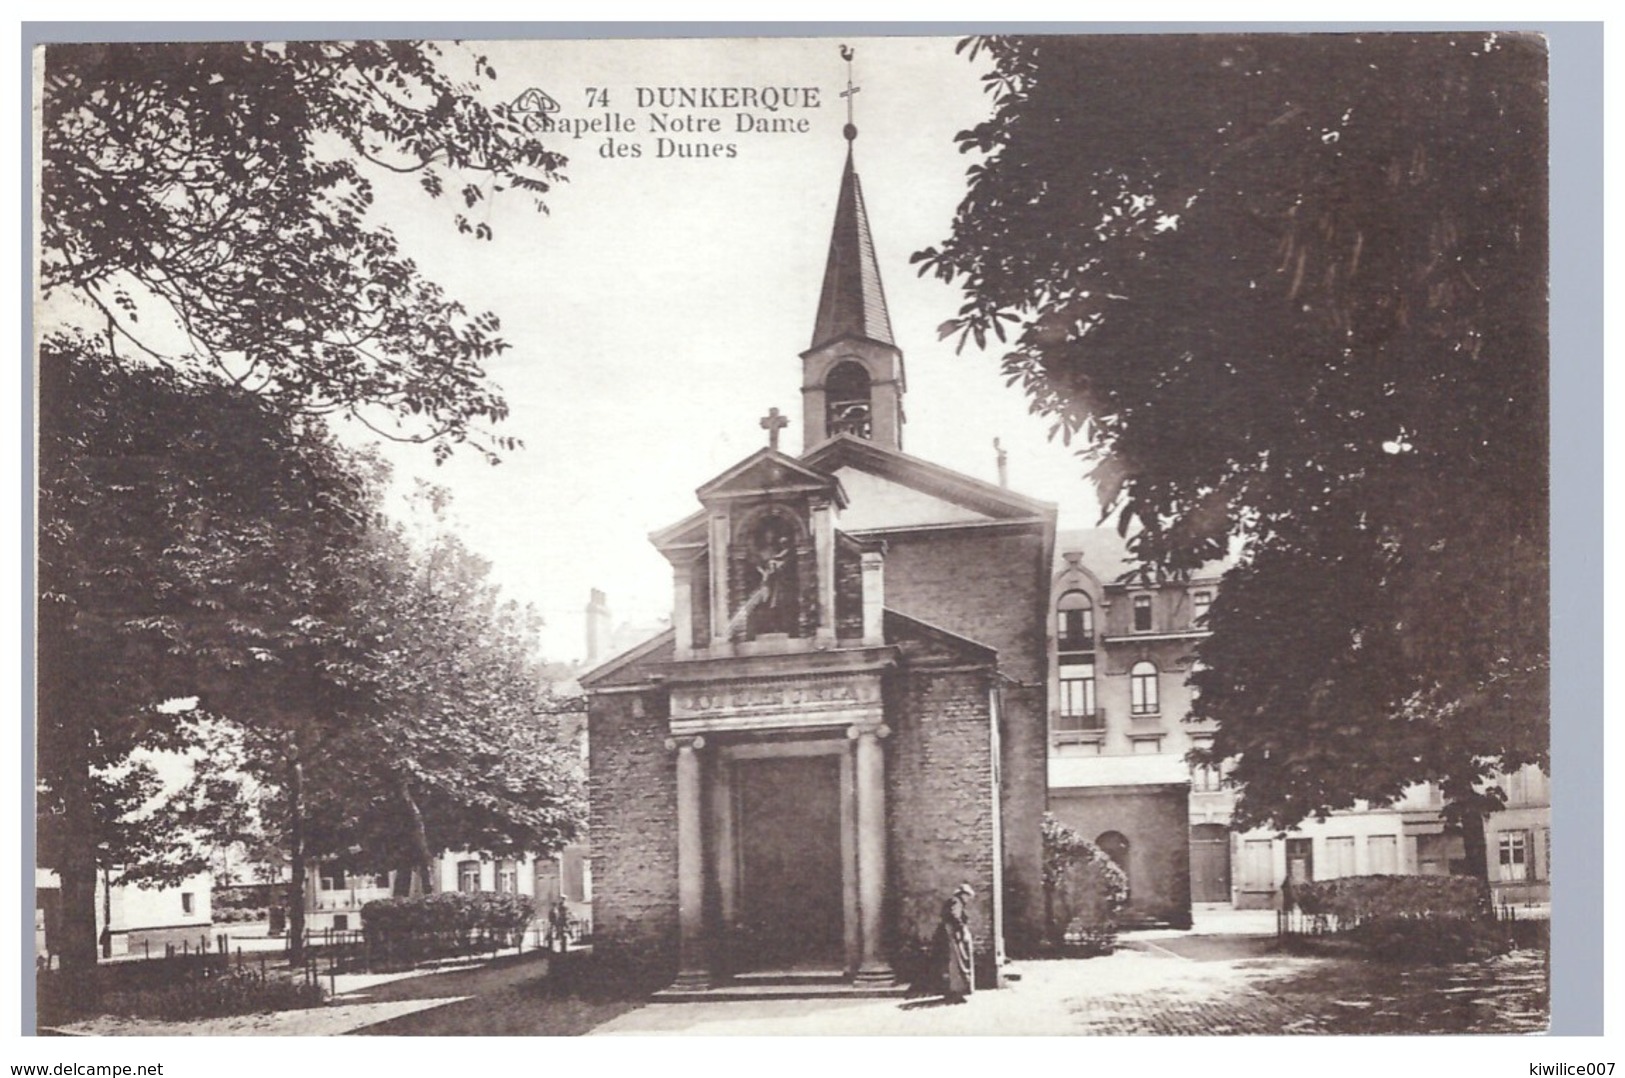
955 883 974 896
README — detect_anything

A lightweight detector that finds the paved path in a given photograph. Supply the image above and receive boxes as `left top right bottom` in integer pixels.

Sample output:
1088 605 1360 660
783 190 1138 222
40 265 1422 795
590 949 1328 1036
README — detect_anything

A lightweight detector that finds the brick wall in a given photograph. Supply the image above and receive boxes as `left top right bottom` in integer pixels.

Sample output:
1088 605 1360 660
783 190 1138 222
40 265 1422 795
587 690 679 971
886 664 998 979
1049 784 1193 928
878 525 1051 950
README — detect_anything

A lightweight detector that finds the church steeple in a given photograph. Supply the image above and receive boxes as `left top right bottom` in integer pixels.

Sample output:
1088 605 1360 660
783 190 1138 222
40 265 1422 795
801 47 906 454
809 149 895 353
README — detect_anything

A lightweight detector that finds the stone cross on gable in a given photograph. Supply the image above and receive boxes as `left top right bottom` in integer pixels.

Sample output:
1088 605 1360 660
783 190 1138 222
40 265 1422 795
760 407 790 451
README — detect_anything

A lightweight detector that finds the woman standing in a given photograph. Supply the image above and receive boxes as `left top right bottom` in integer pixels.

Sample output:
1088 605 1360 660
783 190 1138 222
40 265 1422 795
941 883 975 1003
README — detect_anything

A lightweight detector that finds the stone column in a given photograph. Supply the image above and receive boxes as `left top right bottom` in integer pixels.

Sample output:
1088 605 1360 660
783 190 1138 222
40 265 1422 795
668 735 709 989
708 512 730 647
812 499 835 646
860 551 885 646
849 723 893 984
672 562 694 657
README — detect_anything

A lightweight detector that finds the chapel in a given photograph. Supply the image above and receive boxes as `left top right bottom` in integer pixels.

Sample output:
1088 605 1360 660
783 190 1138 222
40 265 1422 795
581 122 1056 991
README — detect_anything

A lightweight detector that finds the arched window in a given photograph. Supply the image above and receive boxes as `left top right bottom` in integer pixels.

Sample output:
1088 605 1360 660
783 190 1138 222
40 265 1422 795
1130 660 1160 715
1096 831 1131 890
1056 589 1095 651
825 361 873 439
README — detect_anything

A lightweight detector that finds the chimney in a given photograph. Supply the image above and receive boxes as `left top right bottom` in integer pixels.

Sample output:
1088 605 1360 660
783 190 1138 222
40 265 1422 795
994 438 1009 488
585 588 611 665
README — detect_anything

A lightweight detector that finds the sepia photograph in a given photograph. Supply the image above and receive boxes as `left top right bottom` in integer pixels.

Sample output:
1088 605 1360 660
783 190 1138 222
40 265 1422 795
26 26 1570 1046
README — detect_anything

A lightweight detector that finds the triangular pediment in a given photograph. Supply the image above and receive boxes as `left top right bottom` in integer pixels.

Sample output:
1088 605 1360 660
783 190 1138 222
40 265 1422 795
804 435 1056 532
694 448 847 508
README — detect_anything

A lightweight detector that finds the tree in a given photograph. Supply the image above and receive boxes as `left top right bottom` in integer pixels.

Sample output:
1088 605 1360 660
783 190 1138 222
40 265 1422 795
916 34 1548 876
41 40 563 460
37 40 567 977
37 337 382 973
296 489 584 894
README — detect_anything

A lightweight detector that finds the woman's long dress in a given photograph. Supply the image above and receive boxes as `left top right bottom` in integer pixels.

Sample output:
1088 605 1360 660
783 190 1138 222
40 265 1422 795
942 895 974 1000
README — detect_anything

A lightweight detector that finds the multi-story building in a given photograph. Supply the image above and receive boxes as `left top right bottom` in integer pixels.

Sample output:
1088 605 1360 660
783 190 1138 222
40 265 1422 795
1044 528 1550 919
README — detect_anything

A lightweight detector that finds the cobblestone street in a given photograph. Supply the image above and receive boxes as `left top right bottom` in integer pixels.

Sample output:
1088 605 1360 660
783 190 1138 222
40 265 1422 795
590 937 1549 1036
50 920 1549 1036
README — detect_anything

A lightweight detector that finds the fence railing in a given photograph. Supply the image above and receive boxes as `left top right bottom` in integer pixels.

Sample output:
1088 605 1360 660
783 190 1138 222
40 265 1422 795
1277 897 1523 938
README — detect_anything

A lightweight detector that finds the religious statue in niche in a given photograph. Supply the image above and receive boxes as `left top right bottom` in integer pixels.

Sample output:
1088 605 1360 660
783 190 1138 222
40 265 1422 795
736 513 800 637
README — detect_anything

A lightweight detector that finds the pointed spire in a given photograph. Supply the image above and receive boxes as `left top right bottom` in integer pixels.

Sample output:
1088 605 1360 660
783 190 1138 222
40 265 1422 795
810 146 895 352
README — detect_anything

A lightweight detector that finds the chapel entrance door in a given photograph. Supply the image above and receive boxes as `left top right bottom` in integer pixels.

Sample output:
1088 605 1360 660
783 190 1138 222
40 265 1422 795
734 755 845 969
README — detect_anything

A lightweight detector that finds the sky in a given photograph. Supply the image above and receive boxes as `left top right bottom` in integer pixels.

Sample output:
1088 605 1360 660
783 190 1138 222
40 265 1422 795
349 36 1110 663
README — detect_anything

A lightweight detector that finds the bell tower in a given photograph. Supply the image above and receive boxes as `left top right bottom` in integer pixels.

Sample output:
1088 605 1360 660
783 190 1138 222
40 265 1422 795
801 48 905 453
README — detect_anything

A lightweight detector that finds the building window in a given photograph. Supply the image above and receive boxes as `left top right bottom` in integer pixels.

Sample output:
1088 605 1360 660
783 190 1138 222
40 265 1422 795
1057 658 1098 731
458 860 482 894
1131 736 1163 755
1367 834 1399 874
1190 740 1222 791
318 867 341 891
1132 594 1153 632
1498 830 1533 882
1192 589 1212 628
1130 661 1159 715
181 892 194 915
1324 836 1357 879
1057 590 1095 650
496 860 519 895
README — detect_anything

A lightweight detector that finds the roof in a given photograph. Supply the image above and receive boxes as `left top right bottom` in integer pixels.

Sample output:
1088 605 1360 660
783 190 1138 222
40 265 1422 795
805 434 1057 525
809 149 895 352
1055 527 1232 585
578 628 676 690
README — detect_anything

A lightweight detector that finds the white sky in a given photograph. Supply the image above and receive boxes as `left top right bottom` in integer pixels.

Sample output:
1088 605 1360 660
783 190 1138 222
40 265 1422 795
353 36 1108 663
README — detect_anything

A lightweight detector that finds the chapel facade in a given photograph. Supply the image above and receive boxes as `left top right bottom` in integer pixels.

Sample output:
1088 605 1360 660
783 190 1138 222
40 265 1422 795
581 136 1055 990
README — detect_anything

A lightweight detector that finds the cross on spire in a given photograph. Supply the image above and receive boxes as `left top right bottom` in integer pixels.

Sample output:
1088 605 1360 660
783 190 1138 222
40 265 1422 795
760 407 790 450
839 44 860 141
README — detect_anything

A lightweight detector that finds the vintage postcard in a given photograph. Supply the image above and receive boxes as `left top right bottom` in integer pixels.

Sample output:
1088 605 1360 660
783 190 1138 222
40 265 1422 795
28 29 1558 1048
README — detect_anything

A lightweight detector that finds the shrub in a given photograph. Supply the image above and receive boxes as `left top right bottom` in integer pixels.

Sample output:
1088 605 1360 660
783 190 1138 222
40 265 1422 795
1288 874 1493 930
1041 813 1128 953
102 971 326 1021
361 891 535 956
1285 874 1509 964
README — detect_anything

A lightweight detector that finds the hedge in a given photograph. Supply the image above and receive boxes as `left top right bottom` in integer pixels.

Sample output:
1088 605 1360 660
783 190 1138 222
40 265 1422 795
1287 874 1493 930
1286 874 1509 963
361 892 536 954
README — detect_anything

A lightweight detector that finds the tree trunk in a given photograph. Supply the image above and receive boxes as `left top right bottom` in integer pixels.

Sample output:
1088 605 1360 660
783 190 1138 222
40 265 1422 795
398 776 436 895
1459 809 1490 883
54 755 99 980
287 748 307 962
100 868 113 959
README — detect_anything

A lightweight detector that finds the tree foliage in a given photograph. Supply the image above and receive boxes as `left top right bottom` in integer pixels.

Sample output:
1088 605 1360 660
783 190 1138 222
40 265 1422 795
41 40 564 459
37 334 380 968
298 495 585 885
918 34 1548 851
37 40 571 973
